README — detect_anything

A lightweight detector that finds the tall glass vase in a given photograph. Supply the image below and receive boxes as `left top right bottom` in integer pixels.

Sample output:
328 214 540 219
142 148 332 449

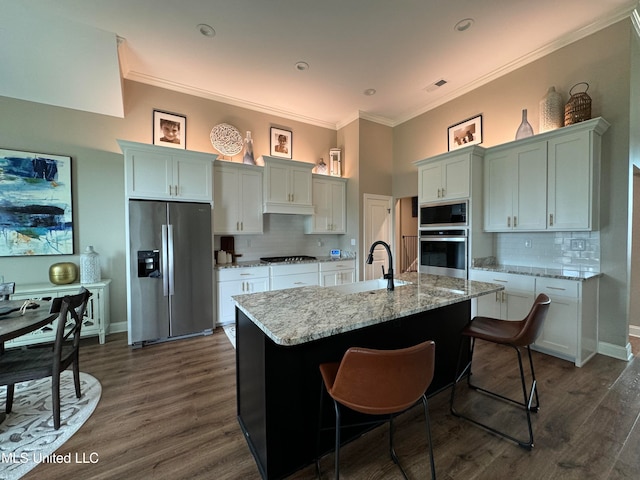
515 109 534 140
242 131 255 165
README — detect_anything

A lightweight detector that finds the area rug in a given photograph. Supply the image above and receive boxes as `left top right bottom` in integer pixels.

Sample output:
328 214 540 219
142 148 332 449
0 371 101 480
223 324 236 349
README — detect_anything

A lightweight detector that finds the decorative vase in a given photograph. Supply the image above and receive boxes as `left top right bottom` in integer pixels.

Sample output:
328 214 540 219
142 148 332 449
49 262 78 285
80 245 101 284
316 158 328 175
242 131 255 165
515 109 534 140
539 86 564 132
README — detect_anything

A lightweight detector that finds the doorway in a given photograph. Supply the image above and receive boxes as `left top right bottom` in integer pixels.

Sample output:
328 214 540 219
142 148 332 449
363 194 393 281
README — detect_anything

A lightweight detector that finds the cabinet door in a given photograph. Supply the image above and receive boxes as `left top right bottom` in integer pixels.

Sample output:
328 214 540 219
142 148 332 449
264 162 290 204
329 180 346 233
213 166 240 234
475 290 503 318
238 169 263 234
514 142 547 231
418 163 443 203
173 156 212 202
310 179 331 233
534 295 578 358
442 155 470 200
127 149 173 199
290 165 312 205
218 280 244 325
503 289 535 320
484 150 513 231
548 130 592 230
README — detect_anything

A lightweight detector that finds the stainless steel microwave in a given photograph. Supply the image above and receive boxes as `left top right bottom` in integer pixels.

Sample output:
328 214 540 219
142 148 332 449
420 200 468 228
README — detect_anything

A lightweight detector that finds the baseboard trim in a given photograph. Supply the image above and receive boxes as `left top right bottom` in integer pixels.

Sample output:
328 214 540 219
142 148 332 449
598 340 633 361
629 325 640 338
109 321 128 334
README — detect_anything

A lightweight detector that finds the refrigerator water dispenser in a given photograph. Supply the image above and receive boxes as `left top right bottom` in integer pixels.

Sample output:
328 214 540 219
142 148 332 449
138 250 160 278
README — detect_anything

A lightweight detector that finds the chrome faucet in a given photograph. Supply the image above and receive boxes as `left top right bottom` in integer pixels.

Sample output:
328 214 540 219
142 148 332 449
366 241 394 291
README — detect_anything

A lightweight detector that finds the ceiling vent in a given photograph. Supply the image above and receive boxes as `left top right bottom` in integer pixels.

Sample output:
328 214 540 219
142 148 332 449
424 79 448 92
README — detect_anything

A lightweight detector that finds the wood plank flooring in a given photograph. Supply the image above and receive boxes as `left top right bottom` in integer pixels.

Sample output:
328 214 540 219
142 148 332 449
19 331 640 480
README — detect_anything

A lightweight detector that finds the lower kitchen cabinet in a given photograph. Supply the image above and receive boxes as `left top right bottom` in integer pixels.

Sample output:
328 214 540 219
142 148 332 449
318 259 355 286
533 276 598 367
6 280 111 347
269 263 319 290
216 266 269 326
470 270 535 321
470 269 599 366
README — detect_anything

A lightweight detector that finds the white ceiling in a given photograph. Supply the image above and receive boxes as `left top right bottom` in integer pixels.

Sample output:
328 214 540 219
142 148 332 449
17 0 638 129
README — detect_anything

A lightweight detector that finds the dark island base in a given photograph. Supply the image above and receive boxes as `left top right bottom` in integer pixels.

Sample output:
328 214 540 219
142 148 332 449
236 300 471 480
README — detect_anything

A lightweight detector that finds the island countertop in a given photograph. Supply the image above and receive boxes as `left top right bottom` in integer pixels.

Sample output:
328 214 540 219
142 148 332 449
233 272 503 346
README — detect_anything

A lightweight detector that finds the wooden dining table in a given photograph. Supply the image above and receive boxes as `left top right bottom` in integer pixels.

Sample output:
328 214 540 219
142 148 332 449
0 300 57 423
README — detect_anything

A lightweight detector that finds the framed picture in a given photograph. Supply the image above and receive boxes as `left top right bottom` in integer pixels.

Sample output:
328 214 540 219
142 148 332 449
153 110 186 149
448 114 483 151
0 148 73 256
270 127 292 159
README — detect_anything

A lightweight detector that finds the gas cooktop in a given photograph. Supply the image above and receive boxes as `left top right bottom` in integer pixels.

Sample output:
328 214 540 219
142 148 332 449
260 255 317 264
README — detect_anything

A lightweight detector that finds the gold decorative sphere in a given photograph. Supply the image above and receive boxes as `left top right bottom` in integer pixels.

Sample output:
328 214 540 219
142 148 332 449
49 262 78 285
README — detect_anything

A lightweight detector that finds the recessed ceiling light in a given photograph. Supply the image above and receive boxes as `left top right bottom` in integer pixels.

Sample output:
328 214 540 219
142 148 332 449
454 18 474 32
197 24 216 38
363 88 377 96
295 61 310 71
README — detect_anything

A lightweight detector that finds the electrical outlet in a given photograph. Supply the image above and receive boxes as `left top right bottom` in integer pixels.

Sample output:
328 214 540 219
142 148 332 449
524 239 532 248
351 238 356 246
571 239 586 251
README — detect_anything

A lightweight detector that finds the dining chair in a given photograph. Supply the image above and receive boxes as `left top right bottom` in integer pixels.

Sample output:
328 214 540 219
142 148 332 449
450 293 551 449
0 288 92 429
317 340 436 479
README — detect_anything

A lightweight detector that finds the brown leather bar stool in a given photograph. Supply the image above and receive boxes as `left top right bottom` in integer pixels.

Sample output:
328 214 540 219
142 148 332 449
317 340 436 480
450 293 550 450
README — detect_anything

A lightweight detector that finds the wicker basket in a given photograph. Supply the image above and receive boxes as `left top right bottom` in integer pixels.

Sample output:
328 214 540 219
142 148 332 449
564 82 591 125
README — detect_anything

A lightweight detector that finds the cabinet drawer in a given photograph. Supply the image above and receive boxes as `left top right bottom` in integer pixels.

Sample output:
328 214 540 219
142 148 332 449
319 260 356 272
470 270 535 292
536 277 579 298
217 266 269 282
271 272 318 290
270 263 318 276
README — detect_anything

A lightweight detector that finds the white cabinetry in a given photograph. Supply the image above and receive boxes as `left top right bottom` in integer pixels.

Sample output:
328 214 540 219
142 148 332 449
6 280 111 347
216 267 269 326
470 269 599 367
484 140 547 231
417 150 472 203
319 260 356 286
306 175 347 234
270 263 319 290
262 156 314 214
533 277 598 367
213 161 263 234
119 140 216 202
469 270 535 321
483 118 609 232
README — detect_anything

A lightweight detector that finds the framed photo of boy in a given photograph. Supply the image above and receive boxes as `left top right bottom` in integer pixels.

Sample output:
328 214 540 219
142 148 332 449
153 110 186 149
270 127 292 159
447 114 482 151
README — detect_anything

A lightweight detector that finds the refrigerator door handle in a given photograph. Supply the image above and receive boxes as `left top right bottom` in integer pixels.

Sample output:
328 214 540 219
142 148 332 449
167 224 175 295
161 224 170 296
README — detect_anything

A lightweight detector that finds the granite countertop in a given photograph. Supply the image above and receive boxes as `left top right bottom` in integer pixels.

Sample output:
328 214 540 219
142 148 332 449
215 256 354 270
233 272 503 346
470 264 602 281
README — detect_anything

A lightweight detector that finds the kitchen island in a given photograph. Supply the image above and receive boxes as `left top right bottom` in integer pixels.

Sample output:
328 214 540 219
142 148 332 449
233 272 503 480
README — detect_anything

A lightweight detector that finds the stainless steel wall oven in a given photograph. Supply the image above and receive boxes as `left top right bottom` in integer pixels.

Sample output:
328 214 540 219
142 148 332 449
418 229 468 278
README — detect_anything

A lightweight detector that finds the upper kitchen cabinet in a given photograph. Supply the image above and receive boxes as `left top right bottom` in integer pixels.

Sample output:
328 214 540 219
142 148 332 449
119 140 216 202
214 161 263 235
483 117 609 232
305 175 347 234
484 140 548 231
415 148 482 203
262 156 314 215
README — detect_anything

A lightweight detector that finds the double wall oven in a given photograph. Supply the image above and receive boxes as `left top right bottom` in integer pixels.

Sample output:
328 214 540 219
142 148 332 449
419 200 469 279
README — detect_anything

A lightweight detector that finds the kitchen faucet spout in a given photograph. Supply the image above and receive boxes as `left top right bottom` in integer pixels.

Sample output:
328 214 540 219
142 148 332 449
366 241 394 291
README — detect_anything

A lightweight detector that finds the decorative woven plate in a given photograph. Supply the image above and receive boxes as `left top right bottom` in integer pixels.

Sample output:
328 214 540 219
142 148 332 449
210 123 243 156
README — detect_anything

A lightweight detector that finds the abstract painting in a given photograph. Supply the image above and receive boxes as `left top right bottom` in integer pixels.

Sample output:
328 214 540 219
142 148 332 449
0 149 73 256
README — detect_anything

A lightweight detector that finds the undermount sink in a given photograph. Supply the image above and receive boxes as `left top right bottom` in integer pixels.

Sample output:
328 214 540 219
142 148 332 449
327 279 412 294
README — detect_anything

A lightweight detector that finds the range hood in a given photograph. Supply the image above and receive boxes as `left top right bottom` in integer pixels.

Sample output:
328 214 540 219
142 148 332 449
261 156 315 215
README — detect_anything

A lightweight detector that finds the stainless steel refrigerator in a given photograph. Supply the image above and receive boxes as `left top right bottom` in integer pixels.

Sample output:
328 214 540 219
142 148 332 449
127 200 213 346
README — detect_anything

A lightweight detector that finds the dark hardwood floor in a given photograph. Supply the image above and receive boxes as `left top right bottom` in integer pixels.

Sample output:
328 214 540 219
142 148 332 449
21 330 640 480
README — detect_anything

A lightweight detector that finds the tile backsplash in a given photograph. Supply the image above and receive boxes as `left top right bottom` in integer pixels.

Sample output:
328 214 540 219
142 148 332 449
491 231 600 273
214 214 353 262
